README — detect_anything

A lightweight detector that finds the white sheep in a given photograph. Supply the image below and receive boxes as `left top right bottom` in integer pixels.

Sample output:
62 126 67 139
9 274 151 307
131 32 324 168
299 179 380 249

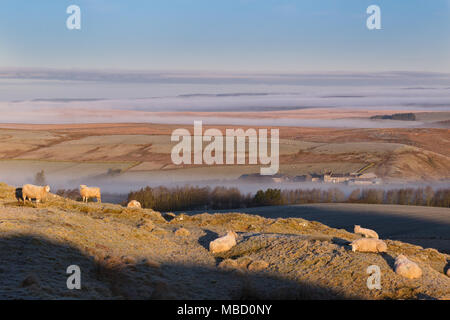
209 231 238 254
350 238 387 253
79 185 101 203
22 184 50 203
127 200 142 208
354 225 379 239
394 254 422 279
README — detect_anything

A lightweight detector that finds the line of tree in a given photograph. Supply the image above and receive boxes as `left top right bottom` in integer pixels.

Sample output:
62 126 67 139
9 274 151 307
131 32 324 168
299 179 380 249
284 186 449 207
34 170 47 186
127 185 450 211
371 113 416 121
127 186 253 212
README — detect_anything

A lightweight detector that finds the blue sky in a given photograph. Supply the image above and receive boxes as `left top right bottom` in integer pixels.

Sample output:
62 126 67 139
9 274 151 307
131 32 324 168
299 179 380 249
0 0 449 72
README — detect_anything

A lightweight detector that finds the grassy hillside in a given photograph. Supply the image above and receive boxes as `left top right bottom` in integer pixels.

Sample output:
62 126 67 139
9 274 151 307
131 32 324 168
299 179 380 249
0 183 449 300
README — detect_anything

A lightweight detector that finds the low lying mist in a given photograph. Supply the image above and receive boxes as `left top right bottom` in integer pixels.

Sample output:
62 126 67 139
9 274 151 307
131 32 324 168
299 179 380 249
2 169 448 207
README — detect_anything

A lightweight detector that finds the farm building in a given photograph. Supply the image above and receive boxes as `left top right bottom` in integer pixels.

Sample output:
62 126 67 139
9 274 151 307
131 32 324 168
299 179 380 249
324 173 352 184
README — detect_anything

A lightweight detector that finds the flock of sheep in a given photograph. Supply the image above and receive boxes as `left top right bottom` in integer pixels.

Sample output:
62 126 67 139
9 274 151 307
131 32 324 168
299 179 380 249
20 183 141 208
209 225 425 280
351 225 423 279
19 184 429 280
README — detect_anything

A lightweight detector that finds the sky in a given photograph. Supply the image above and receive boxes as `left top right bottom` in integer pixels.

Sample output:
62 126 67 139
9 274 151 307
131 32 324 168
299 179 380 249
0 0 449 73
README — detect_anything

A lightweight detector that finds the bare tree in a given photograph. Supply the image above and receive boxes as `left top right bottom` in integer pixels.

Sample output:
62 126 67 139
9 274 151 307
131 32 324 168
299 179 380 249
34 170 47 186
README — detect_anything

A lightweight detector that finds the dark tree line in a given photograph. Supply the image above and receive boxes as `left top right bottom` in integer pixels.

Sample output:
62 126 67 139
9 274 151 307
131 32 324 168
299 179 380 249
127 186 253 212
284 186 449 207
127 185 450 211
371 113 416 121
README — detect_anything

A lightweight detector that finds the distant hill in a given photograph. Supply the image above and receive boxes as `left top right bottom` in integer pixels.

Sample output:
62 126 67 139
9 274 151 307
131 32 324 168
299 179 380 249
375 146 450 181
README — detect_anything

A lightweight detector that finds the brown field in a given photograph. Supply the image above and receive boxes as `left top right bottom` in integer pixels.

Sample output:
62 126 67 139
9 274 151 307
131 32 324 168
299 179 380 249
0 123 448 183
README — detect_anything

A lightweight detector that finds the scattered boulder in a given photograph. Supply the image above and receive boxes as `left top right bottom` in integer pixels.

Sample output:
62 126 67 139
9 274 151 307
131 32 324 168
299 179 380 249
394 254 422 279
218 259 238 271
236 256 254 269
151 227 169 236
175 227 190 237
248 260 269 272
127 200 142 209
218 257 269 273
350 238 387 253
209 231 238 254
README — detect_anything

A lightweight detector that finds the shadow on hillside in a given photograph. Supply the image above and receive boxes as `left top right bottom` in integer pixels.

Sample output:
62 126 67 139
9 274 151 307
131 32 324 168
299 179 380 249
0 234 354 300
186 204 450 253
198 230 219 250
380 252 396 269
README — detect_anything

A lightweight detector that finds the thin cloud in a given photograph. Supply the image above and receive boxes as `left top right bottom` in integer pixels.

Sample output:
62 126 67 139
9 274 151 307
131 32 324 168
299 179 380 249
1 68 450 86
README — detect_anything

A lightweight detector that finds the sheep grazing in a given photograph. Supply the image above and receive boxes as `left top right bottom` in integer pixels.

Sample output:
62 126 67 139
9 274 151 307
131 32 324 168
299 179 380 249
79 185 101 203
127 200 141 208
209 231 238 254
22 184 50 203
394 254 422 279
350 238 387 253
354 225 379 239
